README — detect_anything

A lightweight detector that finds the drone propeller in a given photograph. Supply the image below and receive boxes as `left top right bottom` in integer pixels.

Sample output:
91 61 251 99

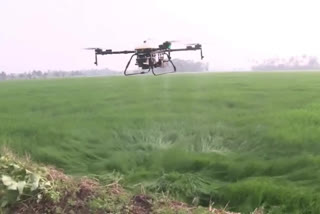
143 38 179 43
185 43 198 46
84 48 102 51
165 40 180 43
84 48 113 53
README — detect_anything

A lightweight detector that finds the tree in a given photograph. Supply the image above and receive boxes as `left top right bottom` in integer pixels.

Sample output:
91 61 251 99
251 55 320 71
0 71 6 80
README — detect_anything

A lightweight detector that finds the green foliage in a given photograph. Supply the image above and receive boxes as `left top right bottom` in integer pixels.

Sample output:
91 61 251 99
0 151 134 213
88 193 130 213
147 172 212 203
2 72 320 212
0 154 50 208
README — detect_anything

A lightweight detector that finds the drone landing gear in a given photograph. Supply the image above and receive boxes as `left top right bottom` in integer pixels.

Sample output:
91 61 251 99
123 54 149 76
124 70 150 76
123 53 177 76
151 53 176 76
123 54 152 76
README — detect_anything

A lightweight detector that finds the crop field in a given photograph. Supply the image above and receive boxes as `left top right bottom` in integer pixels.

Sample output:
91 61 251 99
1 72 320 213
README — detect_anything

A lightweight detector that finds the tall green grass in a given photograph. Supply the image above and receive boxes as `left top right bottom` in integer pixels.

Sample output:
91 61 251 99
1 72 320 213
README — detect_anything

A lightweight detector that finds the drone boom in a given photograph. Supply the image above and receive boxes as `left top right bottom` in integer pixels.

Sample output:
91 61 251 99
96 49 135 55
93 49 135 65
167 44 204 60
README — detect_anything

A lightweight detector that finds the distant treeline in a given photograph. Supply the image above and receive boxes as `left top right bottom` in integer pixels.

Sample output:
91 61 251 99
0 69 119 81
154 59 209 72
0 59 207 81
252 55 320 71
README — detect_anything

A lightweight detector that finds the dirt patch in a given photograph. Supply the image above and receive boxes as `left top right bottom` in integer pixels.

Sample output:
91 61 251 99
130 195 153 214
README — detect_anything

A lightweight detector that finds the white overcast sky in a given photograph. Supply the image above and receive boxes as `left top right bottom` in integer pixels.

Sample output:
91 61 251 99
1 0 320 73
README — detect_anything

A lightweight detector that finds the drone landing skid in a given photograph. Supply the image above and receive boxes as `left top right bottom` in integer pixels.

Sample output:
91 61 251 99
151 53 177 76
123 53 149 76
124 53 177 76
124 69 151 76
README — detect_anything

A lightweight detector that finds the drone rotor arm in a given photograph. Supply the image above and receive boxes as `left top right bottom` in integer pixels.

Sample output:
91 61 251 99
86 48 136 66
103 50 135 55
167 45 204 60
95 49 135 55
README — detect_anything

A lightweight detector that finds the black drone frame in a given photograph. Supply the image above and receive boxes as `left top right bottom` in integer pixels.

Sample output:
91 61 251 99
91 44 204 76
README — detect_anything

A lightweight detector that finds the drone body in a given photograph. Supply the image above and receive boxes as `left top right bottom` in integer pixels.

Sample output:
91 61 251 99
87 41 204 76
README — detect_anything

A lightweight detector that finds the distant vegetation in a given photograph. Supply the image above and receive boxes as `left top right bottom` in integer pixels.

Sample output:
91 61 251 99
0 59 207 81
154 59 209 72
252 55 320 71
0 68 119 81
1 72 320 213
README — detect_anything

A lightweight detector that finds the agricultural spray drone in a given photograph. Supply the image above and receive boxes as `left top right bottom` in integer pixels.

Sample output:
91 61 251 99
85 41 204 76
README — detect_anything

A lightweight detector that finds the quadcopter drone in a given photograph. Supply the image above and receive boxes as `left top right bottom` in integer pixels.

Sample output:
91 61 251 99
86 41 204 76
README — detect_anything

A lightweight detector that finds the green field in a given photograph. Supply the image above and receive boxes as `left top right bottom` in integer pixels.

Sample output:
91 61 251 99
1 72 320 213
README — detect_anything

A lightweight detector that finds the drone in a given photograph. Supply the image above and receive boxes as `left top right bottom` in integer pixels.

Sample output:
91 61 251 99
86 41 204 76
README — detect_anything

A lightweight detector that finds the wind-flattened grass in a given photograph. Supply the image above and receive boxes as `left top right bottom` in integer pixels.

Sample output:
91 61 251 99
1 72 320 213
